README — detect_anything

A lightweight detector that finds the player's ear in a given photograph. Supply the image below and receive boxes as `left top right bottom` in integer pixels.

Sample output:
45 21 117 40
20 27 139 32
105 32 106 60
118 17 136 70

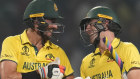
33 19 39 28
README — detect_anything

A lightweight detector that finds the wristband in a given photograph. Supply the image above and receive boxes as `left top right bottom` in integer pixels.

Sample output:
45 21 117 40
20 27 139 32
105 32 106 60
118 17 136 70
21 71 41 79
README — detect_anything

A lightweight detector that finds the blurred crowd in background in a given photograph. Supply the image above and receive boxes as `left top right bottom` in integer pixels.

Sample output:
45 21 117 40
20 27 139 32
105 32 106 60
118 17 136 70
0 0 140 77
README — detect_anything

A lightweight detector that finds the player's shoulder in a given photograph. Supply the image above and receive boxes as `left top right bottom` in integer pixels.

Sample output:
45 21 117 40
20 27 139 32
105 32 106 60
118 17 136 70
50 42 61 49
50 42 65 52
3 34 21 43
82 48 99 62
120 41 136 48
82 53 94 62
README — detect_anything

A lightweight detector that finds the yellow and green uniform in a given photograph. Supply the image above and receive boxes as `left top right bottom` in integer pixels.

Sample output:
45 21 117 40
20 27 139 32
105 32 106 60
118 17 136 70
80 38 140 79
0 30 74 77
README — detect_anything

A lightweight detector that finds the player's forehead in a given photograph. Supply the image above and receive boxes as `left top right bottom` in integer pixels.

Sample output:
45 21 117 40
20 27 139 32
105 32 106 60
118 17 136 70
89 19 98 23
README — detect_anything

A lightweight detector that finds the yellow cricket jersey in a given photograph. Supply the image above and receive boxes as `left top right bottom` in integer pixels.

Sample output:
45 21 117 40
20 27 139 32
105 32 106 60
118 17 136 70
0 30 74 77
80 38 140 79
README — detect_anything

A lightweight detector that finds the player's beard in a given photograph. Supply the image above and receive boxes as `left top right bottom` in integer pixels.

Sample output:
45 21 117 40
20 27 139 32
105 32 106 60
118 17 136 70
43 31 52 39
37 31 51 46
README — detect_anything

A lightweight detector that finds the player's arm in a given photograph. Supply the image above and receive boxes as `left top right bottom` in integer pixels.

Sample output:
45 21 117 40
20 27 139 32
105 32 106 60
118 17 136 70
0 61 22 79
0 60 41 79
0 37 22 79
0 62 1 78
123 43 140 79
127 68 140 79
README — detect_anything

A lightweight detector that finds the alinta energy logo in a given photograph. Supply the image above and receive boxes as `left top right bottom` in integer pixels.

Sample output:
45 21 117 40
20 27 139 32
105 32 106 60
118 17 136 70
21 46 30 56
45 53 55 61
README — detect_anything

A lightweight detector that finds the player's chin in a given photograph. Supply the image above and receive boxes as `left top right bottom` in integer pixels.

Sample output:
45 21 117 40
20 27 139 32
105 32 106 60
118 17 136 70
43 33 52 40
44 31 52 36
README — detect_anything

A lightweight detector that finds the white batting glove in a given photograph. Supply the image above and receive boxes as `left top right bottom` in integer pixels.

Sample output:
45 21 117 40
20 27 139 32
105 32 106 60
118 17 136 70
85 76 91 79
74 77 83 79
38 57 66 79
74 76 91 79
122 72 128 79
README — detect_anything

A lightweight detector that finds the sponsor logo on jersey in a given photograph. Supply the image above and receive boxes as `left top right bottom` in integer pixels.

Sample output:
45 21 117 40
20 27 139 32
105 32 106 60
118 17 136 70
91 70 113 79
131 61 140 65
0 54 13 58
21 46 30 56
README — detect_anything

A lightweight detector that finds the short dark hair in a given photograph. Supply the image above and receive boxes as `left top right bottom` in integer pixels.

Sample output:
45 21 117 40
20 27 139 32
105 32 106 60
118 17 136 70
24 18 34 29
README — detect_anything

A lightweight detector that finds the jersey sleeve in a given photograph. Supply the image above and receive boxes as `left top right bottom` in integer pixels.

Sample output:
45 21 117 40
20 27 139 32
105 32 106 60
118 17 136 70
80 59 86 79
59 48 74 77
0 37 18 63
123 43 140 72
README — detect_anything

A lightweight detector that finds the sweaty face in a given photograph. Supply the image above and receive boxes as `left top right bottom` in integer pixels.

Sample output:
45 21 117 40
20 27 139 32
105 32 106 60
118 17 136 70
34 19 59 39
85 19 99 44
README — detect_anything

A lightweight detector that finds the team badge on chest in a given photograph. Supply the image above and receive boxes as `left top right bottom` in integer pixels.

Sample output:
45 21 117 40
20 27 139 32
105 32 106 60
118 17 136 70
21 46 30 56
45 53 55 61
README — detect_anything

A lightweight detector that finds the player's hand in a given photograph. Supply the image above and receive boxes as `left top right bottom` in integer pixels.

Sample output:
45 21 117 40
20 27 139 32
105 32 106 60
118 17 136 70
38 57 66 79
48 64 65 79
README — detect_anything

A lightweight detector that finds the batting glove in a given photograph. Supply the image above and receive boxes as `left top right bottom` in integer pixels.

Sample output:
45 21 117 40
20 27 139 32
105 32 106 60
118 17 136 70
74 76 91 79
38 57 66 79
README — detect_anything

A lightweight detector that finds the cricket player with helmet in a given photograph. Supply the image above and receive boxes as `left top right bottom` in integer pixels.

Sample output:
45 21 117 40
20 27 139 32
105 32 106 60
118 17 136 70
0 0 74 79
76 6 140 79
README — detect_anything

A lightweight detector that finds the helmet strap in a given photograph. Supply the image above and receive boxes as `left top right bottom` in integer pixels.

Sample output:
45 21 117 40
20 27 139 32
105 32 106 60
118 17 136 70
35 17 50 46
94 18 106 31
40 32 45 46
36 17 49 32
92 31 101 48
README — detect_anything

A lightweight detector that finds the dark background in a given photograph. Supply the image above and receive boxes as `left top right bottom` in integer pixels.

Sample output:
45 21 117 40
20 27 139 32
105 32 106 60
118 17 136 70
0 0 140 77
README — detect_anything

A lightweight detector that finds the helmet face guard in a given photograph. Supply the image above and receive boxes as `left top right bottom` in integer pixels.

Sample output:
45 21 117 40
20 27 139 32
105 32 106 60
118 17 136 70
34 17 65 34
23 0 65 45
80 27 92 46
27 16 65 45
80 6 119 47
80 17 106 47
